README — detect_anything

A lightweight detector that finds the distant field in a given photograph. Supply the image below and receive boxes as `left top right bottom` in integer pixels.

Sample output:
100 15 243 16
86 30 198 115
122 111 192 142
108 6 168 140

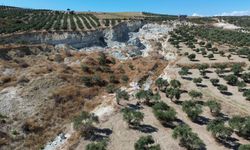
0 6 180 34
0 6 133 34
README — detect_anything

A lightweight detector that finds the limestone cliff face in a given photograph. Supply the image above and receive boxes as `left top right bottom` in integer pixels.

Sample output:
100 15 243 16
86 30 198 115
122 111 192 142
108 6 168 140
104 21 145 42
1 21 145 49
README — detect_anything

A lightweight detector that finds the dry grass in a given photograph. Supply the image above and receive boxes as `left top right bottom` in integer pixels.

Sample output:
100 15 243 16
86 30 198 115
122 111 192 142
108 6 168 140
0 44 169 149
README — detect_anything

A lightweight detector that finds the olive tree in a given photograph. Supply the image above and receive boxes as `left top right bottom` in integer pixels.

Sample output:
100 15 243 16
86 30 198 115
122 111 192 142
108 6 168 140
224 74 238 86
86 139 108 150
207 118 233 140
165 87 181 102
208 53 214 60
188 53 196 61
182 101 203 121
210 78 220 86
239 144 250 150
217 84 228 93
170 79 181 88
155 78 169 91
229 116 250 139
134 135 160 150
73 111 99 139
152 102 176 126
121 107 144 128
237 81 247 92
178 67 189 78
193 77 202 86
198 64 209 77
206 100 221 116
215 64 227 76
188 90 203 100
116 89 130 105
172 124 205 150
241 72 250 83
136 89 160 105
243 89 250 100
231 64 243 76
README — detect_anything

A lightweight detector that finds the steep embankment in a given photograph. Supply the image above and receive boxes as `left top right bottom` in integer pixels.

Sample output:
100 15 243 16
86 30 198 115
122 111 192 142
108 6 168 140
0 21 145 49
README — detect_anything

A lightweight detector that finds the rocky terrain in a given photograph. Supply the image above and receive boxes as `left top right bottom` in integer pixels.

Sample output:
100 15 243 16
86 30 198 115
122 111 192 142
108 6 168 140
1 6 250 150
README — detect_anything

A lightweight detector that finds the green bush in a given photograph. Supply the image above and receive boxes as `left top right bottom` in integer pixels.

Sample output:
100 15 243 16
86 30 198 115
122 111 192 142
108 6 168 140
182 101 203 121
121 75 129 83
188 53 196 61
116 89 130 104
172 124 205 150
224 74 238 86
106 84 116 93
239 144 250 150
121 107 144 127
210 78 220 86
229 116 250 140
206 100 221 116
207 118 232 140
243 89 250 100
134 135 160 150
165 87 181 102
136 89 160 105
193 77 202 85
188 90 203 100
152 102 176 125
86 139 108 150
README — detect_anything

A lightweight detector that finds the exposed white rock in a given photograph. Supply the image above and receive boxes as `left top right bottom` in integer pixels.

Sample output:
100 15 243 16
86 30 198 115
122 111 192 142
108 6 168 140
213 22 241 30
44 133 70 150
0 87 26 118
1 68 15 76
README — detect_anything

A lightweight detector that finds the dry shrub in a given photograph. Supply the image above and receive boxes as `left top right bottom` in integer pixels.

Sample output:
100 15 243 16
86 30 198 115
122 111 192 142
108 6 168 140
19 61 29 68
0 76 11 85
22 118 43 134
84 98 102 112
51 85 99 105
84 57 97 66
0 131 10 146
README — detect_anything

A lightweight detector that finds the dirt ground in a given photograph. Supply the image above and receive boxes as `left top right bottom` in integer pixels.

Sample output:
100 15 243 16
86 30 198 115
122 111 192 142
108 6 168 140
62 35 250 150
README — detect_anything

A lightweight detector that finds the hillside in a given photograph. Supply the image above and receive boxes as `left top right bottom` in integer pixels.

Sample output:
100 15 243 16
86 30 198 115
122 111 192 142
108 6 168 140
0 5 250 150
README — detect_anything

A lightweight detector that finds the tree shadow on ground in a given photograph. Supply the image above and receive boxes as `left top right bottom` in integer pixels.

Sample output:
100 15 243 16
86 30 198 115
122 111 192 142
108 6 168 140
217 137 240 150
205 70 213 74
218 74 225 78
127 103 143 110
181 90 188 93
174 100 183 106
132 124 158 133
219 113 230 122
194 116 210 126
209 58 217 61
88 128 113 141
197 84 208 88
235 132 250 140
221 91 233 96
161 118 186 129
182 77 193 81
202 76 210 79
224 70 232 73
